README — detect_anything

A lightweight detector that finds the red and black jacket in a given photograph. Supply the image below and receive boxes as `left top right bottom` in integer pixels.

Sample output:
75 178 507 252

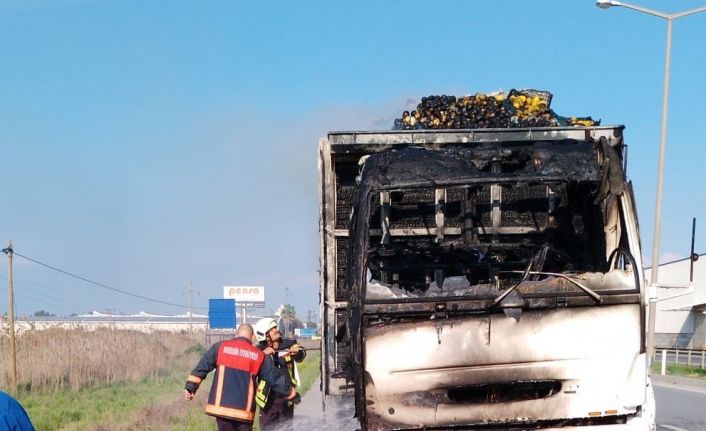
185 337 293 422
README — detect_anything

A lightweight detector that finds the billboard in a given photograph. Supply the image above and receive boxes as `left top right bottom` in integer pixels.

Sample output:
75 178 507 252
224 286 265 308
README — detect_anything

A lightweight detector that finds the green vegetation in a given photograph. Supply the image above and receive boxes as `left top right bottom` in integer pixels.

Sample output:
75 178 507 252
12 336 321 430
184 343 207 356
21 373 179 430
33 310 56 317
651 362 706 379
17 359 213 431
296 351 321 395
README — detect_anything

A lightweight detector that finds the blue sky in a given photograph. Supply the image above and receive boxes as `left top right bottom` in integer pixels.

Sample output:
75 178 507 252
1 0 705 317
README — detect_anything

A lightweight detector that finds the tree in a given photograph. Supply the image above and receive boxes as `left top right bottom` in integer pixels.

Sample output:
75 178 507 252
277 304 296 318
276 304 302 337
33 310 55 317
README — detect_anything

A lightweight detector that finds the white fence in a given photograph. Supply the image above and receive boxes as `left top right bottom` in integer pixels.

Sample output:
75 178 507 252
652 348 706 375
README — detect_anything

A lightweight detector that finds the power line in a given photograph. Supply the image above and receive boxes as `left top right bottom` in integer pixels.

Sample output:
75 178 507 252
0 285 67 314
0 276 88 312
10 251 207 310
0 268 107 310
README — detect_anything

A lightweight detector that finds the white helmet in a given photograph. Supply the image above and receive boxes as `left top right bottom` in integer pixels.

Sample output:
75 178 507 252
254 318 278 342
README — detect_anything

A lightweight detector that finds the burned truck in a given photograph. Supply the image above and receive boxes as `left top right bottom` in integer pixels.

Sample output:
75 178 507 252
318 127 654 430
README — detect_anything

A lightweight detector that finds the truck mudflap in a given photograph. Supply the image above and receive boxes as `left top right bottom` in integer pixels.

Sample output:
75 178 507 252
362 304 651 430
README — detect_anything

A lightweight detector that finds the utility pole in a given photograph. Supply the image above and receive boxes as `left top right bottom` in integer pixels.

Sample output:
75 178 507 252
184 282 199 332
596 0 706 366
3 240 17 391
690 218 698 283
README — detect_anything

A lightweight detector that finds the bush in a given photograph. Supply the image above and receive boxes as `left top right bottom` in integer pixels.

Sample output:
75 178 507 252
184 343 206 356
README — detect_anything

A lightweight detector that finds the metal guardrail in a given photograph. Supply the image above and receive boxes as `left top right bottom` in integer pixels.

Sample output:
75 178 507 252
652 348 706 375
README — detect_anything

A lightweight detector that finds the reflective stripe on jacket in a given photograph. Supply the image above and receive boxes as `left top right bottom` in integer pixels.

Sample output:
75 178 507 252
277 339 306 388
255 379 269 409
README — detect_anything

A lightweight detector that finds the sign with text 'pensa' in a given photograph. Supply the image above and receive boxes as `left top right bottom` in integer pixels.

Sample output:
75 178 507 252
223 286 266 308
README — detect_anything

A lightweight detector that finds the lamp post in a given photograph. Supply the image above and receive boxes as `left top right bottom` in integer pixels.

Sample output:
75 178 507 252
596 1 706 364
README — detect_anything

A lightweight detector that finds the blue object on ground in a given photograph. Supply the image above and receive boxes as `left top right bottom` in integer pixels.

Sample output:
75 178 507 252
0 391 35 431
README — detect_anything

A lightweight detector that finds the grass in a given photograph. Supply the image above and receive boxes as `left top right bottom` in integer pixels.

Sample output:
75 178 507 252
0 328 202 391
5 330 321 431
15 349 214 431
651 362 706 379
295 351 321 395
19 371 205 430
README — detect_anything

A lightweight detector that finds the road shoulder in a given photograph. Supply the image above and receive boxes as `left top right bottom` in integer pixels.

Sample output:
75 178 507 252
651 372 706 391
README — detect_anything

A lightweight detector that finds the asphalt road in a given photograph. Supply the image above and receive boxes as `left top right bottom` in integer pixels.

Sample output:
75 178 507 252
655 381 706 431
294 379 357 431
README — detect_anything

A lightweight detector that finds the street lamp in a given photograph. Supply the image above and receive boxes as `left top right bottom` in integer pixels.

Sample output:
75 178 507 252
596 1 706 363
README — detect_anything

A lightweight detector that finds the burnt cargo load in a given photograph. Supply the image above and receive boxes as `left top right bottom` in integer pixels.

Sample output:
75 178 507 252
394 89 598 130
319 126 655 430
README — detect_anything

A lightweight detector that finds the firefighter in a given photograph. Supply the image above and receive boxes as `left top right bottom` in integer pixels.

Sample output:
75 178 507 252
254 317 306 431
183 323 299 431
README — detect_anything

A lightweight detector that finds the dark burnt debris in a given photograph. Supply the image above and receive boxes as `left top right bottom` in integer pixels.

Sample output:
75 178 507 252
394 89 598 130
357 143 602 187
349 140 625 299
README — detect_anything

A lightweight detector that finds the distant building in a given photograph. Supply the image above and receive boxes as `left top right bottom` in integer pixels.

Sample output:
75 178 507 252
645 253 706 348
1 310 275 336
3 311 209 334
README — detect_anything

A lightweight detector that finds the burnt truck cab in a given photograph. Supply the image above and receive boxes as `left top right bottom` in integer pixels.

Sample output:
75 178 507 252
318 127 655 430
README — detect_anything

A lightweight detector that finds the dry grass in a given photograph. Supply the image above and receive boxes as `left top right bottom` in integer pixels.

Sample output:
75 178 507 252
0 328 321 430
0 327 202 392
85 395 207 431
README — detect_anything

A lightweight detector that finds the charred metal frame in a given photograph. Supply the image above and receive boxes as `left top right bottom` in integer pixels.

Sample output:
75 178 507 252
319 127 648 431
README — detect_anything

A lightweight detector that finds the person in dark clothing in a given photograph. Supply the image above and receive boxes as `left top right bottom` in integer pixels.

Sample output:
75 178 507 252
184 324 298 431
254 318 306 431
0 391 35 431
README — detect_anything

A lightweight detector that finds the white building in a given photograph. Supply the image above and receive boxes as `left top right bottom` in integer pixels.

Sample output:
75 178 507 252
2 311 209 334
645 253 706 348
